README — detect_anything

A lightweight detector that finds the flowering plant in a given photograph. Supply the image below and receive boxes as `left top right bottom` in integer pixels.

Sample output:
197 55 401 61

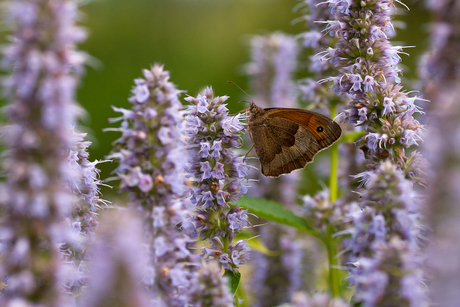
0 1 458 307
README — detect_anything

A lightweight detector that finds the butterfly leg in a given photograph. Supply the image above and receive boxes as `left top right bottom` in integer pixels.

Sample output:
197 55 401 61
228 109 247 116
244 144 254 159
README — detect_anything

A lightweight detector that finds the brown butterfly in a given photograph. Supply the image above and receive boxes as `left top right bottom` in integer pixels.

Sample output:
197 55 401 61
247 102 342 177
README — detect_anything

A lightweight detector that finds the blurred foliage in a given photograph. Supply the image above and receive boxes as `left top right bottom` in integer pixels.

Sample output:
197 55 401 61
0 0 431 198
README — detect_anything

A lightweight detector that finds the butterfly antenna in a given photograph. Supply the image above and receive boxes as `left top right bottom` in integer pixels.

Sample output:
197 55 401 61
237 99 252 105
227 82 253 123
227 81 255 105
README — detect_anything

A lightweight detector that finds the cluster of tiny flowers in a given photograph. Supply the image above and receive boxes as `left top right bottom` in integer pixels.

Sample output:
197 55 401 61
184 88 251 272
346 160 426 306
189 261 234 307
302 188 352 234
66 130 107 238
296 0 347 107
314 2 428 305
419 1 460 306
419 0 460 90
251 229 303 307
287 292 350 307
81 210 149 307
296 0 368 198
319 0 425 174
61 129 108 296
109 64 200 306
0 0 87 306
245 32 299 108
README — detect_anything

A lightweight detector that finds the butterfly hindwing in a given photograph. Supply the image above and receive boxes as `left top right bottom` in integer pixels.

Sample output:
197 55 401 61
249 116 320 177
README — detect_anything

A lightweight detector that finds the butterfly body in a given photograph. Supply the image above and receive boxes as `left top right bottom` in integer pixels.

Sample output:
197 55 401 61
247 102 342 177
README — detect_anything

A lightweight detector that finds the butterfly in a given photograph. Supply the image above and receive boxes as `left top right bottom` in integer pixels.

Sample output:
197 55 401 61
247 102 342 177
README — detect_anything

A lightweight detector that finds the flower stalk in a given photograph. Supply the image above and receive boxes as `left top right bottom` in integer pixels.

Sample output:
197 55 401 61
109 64 200 306
184 87 251 274
0 0 87 305
319 0 429 303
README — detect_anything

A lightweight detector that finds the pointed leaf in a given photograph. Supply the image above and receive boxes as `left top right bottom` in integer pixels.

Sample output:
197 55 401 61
234 232 277 256
235 196 319 238
224 269 241 297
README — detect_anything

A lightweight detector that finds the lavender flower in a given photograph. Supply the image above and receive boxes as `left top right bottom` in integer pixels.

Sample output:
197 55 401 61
245 32 299 108
296 0 362 234
61 129 108 296
302 188 351 234
81 210 149 307
296 0 348 108
109 64 199 306
251 229 303 307
190 261 233 307
315 2 429 305
184 87 250 272
419 1 460 306
320 0 425 175
0 0 87 305
346 161 426 306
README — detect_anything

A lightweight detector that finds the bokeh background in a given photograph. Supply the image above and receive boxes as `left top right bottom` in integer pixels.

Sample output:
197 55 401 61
1 0 431 198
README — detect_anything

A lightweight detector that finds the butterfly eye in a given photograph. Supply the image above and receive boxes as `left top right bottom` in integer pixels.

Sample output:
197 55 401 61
317 126 324 132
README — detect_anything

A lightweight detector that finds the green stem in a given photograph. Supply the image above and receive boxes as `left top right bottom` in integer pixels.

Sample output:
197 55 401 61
223 234 229 253
236 283 247 307
329 102 339 203
325 225 340 297
327 101 340 297
234 294 241 307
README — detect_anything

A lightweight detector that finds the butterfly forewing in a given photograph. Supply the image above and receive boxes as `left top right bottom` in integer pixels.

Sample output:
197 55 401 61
264 108 342 149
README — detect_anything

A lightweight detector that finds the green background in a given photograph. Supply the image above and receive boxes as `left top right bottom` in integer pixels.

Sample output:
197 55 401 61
2 0 431 198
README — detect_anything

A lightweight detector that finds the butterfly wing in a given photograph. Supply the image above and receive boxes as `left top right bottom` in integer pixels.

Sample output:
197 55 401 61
249 108 341 177
249 116 319 177
264 108 342 149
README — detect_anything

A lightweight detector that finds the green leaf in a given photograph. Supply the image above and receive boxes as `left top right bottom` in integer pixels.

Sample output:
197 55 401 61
224 269 241 297
338 131 365 144
235 196 319 238
234 232 277 256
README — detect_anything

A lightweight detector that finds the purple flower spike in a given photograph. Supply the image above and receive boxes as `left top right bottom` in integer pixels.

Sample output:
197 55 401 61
0 0 89 305
185 87 248 212
109 64 200 306
190 261 233 307
61 129 108 296
246 32 299 108
311 0 429 305
185 87 251 271
82 210 149 307
322 0 425 179
420 1 460 306
345 161 426 306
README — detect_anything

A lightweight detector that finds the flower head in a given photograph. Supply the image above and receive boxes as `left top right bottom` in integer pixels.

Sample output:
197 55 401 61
109 64 199 306
346 161 426 306
0 0 88 305
190 261 233 307
185 87 251 272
